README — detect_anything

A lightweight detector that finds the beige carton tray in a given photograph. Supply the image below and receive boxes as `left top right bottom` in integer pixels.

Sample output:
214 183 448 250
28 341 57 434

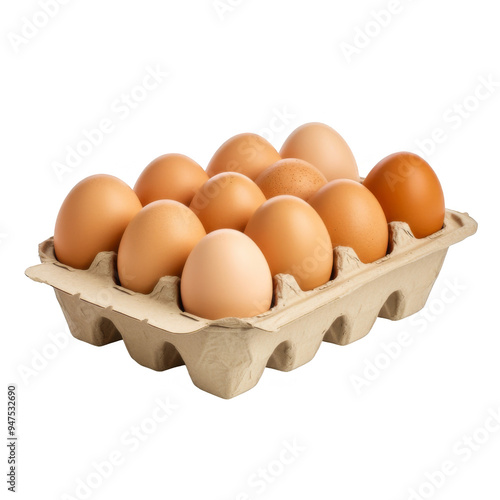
25 209 477 398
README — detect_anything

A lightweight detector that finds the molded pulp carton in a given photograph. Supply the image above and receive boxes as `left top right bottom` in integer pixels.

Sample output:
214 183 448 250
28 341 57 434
25 209 477 398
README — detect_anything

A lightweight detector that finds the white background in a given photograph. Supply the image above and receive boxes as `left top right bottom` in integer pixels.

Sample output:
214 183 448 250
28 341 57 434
1 1 498 499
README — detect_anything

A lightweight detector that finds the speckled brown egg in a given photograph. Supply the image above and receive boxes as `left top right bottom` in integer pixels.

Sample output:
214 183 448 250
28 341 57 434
255 158 327 200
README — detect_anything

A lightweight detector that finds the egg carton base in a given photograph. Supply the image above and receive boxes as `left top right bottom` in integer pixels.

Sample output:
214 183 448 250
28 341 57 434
27 209 477 399
54 245 447 399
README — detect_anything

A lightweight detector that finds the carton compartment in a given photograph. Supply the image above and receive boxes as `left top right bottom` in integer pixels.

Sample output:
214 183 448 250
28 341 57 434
26 209 477 398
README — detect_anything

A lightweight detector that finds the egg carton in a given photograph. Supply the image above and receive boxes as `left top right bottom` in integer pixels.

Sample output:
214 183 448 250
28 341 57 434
25 209 477 399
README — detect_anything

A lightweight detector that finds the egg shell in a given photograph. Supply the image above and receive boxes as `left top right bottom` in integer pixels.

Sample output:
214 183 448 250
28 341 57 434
363 152 445 238
206 133 281 180
244 195 333 291
255 158 327 200
189 172 266 232
134 153 209 206
54 174 142 270
181 229 273 320
309 179 389 264
117 200 206 294
280 122 359 182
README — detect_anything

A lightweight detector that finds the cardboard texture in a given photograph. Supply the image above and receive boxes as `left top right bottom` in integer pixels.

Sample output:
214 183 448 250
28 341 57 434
25 209 477 398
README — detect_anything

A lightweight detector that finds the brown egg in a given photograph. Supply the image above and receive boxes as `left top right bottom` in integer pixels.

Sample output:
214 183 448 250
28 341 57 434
245 195 333 291
54 174 142 269
280 122 359 182
309 179 388 263
117 200 206 294
255 158 327 200
206 133 281 180
190 172 266 232
363 152 445 238
134 153 209 206
181 229 273 320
